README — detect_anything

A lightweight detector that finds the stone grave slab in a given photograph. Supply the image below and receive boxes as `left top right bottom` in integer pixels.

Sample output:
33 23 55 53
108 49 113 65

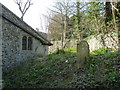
77 40 89 68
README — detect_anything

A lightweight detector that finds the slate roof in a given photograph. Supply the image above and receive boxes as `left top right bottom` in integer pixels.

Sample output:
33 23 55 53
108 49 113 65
0 3 53 46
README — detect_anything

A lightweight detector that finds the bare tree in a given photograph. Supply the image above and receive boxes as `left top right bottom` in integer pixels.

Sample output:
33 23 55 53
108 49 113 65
47 0 75 49
14 0 33 20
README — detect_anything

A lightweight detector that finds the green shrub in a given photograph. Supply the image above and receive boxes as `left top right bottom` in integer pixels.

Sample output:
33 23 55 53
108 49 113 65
65 48 76 53
91 48 106 54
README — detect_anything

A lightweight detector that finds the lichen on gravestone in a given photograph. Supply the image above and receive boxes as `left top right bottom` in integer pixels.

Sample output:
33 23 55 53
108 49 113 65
76 40 89 68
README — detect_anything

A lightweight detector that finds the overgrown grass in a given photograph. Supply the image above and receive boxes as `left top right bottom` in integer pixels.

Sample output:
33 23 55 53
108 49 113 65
3 48 120 88
82 49 120 88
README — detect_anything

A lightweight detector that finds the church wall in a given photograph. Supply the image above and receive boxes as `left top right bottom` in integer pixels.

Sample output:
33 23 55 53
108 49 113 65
2 18 47 72
1 4 48 72
0 4 2 86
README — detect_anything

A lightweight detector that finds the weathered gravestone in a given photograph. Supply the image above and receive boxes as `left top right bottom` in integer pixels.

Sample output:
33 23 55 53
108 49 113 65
77 40 89 68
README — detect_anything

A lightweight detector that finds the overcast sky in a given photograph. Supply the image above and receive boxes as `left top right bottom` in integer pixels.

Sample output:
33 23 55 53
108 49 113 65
0 0 56 32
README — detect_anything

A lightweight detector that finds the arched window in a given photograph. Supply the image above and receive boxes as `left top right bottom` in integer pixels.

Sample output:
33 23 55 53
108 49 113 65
22 36 27 50
28 37 32 50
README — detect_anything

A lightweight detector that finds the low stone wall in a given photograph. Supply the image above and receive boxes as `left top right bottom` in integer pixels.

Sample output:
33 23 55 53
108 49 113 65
48 33 118 53
87 33 118 52
48 40 77 54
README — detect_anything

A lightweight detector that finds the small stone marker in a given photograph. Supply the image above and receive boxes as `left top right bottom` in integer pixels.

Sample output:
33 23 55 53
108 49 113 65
77 40 89 68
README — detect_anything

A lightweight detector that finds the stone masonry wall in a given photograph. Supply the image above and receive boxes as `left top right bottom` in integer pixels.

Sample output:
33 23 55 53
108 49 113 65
1 4 47 72
0 4 2 88
2 18 47 72
48 33 118 53
48 40 77 54
87 33 118 52
2 4 47 44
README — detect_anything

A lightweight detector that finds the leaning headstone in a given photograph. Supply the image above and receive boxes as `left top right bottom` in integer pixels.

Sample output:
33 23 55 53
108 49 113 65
77 40 89 68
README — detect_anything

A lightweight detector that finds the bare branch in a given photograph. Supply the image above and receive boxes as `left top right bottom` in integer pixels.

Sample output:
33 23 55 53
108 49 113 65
111 2 120 15
22 0 29 13
14 0 33 20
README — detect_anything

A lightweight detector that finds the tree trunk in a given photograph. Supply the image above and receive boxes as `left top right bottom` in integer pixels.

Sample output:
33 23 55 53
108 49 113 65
117 2 120 52
105 2 112 26
76 1 81 40
111 2 120 51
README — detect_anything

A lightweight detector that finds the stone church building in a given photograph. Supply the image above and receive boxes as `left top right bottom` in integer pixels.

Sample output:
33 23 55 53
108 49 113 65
0 3 52 72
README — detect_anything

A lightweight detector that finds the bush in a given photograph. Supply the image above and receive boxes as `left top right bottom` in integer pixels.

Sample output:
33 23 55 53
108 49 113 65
91 48 106 54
